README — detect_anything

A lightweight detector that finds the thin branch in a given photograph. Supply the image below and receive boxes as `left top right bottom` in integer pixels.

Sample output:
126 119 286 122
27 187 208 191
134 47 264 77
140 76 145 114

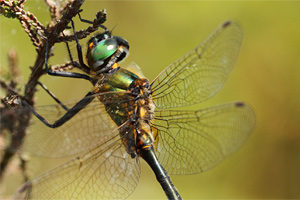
0 0 108 183
0 0 98 182
1 0 46 50
56 9 107 43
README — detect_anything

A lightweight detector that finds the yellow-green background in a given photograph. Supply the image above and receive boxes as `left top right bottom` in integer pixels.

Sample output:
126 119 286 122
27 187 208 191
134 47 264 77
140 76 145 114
1 1 300 199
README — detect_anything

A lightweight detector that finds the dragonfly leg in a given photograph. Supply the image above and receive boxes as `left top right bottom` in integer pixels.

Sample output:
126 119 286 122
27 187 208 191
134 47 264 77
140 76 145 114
65 9 106 72
77 9 108 31
22 91 95 128
77 10 93 24
69 18 89 71
62 31 75 67
37 81 69 111
69 11 109 74
60 31 88 73
44 36 92 81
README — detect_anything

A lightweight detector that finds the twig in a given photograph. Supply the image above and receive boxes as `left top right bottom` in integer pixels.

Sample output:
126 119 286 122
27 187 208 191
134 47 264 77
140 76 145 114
1 0 46 51
0 0 106 182
56 10 107 43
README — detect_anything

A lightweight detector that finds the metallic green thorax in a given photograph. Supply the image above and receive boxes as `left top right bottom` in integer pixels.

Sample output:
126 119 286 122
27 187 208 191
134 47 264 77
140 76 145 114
95 68 140 126
97 68 139 93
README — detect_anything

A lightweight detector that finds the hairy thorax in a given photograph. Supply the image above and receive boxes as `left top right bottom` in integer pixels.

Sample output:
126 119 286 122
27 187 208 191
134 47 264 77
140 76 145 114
94 67 156 157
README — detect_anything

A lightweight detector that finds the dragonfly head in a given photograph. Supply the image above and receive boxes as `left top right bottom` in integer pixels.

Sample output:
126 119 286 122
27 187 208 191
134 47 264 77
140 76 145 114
86 28 129 72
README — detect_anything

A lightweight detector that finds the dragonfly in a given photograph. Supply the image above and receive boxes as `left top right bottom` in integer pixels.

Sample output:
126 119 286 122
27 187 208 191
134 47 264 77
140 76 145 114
9 14 255 199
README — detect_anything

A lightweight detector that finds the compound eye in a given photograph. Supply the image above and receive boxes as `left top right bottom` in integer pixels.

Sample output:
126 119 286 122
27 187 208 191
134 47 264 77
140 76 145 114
92 38 118 61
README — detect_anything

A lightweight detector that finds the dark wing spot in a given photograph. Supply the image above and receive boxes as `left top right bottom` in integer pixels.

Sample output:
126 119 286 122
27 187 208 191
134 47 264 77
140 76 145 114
223 21 231 28
235 102 245 107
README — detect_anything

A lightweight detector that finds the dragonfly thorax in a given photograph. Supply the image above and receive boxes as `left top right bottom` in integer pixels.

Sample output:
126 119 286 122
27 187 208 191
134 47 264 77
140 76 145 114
95 66 156 155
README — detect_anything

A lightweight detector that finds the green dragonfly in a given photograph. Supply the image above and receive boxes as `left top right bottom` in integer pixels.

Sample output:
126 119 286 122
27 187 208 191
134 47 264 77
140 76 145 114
10 16 255 199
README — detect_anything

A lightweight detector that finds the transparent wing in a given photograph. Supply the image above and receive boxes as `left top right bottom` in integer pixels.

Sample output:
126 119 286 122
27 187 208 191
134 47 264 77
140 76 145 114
13 133 140 200
153 102 255 175
151 21 243 109
20 92 135 158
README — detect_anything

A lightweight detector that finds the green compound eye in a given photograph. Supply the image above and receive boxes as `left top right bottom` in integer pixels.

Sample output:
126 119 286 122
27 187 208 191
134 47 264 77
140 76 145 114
92 38 118 61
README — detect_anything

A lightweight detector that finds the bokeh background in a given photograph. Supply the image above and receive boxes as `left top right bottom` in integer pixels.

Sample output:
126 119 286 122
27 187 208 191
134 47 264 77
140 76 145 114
1 1 300 199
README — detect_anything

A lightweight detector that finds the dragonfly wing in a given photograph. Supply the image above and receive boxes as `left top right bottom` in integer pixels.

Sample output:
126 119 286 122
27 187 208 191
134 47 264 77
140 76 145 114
151 21 243 109
153 102 255 175
23 92 133 158
13 133 140 200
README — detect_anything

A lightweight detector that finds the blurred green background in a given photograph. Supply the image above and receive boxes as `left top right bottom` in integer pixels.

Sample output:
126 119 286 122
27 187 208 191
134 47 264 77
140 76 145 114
1 1 300 199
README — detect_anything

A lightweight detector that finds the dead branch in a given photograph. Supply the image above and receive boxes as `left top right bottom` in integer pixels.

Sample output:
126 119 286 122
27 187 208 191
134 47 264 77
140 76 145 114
0 0 106 182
